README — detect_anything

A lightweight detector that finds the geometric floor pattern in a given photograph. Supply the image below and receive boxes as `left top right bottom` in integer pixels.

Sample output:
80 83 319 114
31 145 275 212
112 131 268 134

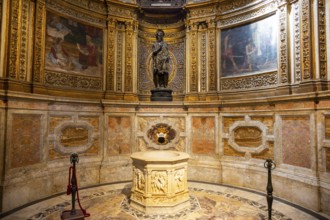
1 182 329 220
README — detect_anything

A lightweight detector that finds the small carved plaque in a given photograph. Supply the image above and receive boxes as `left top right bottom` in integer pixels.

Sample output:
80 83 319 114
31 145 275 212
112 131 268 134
234 126 262 148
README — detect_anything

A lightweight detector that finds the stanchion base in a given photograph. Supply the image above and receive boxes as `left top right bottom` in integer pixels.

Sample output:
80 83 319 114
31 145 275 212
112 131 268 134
61 210 85 220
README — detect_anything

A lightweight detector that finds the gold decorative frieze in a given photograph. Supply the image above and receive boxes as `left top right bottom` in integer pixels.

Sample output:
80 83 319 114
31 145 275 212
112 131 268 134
278 3 288 83
188 6 216 19
219 0 261 14
221 72 277 91
293 1 301 82
301 0 311 80
44 71 102 90
219 2 276 28
106 3 137 20
317 0 327 79
62 0 107 14
18 0 30 81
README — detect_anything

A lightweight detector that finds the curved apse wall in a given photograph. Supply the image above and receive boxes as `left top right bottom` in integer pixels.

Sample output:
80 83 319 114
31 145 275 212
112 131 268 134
0 0 330 217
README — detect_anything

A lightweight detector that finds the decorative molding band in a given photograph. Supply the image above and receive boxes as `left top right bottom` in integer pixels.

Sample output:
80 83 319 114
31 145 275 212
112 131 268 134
46 0 106 27
221 72 278 91
44 71 103 90
218 2 276 28
62 0 107 14
219 0 262 14
18 0 30 81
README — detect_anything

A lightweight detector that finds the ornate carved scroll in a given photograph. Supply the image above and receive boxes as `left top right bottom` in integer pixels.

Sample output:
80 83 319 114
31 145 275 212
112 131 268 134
116 23 124 92
200 26 207 93
278 2 288 83
33 0 46 83
107 19 116 91
208 20 217 91
189 24 198 92
18 0 30 81
318 0 327 79
293 1 301 82
125 22 134 92
301 0 311 80
8 0 21 79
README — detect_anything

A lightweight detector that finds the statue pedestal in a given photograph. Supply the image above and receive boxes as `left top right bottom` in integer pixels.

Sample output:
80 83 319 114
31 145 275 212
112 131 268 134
130 151 190 214
150 89 173 101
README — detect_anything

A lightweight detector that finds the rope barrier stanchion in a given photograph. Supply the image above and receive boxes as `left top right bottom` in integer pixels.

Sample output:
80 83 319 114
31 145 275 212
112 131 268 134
264 159 276 220
61 153 90 220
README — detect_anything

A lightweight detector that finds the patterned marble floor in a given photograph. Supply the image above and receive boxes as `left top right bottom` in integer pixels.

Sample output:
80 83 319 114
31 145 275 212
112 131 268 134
1 182 329 220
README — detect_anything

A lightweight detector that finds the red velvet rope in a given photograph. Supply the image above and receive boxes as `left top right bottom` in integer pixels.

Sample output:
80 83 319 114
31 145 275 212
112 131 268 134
67 166 90 217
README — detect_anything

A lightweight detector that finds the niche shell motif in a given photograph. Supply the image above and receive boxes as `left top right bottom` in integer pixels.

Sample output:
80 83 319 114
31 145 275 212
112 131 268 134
147 123 176 145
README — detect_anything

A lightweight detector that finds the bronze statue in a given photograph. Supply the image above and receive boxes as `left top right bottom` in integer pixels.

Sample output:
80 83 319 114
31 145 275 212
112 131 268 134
152 29 170 88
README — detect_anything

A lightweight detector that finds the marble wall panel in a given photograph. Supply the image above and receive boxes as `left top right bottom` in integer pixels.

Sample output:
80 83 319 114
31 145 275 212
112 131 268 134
223 142 245 157
325 116 330 139
191 117 215 154
108 116 131 156
326 148 330 173
282 116 311 169
10 114 42 169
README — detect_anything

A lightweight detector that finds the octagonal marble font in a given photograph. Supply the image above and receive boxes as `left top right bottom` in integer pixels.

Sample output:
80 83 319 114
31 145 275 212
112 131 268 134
130 151 190 214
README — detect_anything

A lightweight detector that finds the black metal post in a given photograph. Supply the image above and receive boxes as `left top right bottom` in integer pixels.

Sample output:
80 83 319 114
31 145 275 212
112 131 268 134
70 153 79 215
264 159 276 220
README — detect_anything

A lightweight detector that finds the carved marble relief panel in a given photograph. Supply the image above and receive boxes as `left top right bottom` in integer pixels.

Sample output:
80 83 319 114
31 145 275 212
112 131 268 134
48 114 100 160
281 116 311 169
108 116 131 156
137 116 185 151
222 115 274 159
191 116 215 154
293 1 301 82
9 114 43 169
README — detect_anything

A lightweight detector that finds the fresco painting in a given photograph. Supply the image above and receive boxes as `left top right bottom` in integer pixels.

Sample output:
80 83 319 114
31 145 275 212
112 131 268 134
45 11 103 76
221 15 278 77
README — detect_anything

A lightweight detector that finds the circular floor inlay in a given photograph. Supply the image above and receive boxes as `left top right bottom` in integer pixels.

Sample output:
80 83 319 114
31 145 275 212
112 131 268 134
26 185 292 220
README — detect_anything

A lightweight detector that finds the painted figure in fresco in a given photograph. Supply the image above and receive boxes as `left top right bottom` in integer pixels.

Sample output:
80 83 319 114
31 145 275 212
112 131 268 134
47 37 72 68
152 29 170 88
222 30 239 74
77 35 97 69
245 38 258 71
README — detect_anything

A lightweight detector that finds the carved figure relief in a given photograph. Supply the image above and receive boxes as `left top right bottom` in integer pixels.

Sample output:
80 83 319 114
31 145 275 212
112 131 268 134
134 168 145 191
151 171 167 194
174 169 185 192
